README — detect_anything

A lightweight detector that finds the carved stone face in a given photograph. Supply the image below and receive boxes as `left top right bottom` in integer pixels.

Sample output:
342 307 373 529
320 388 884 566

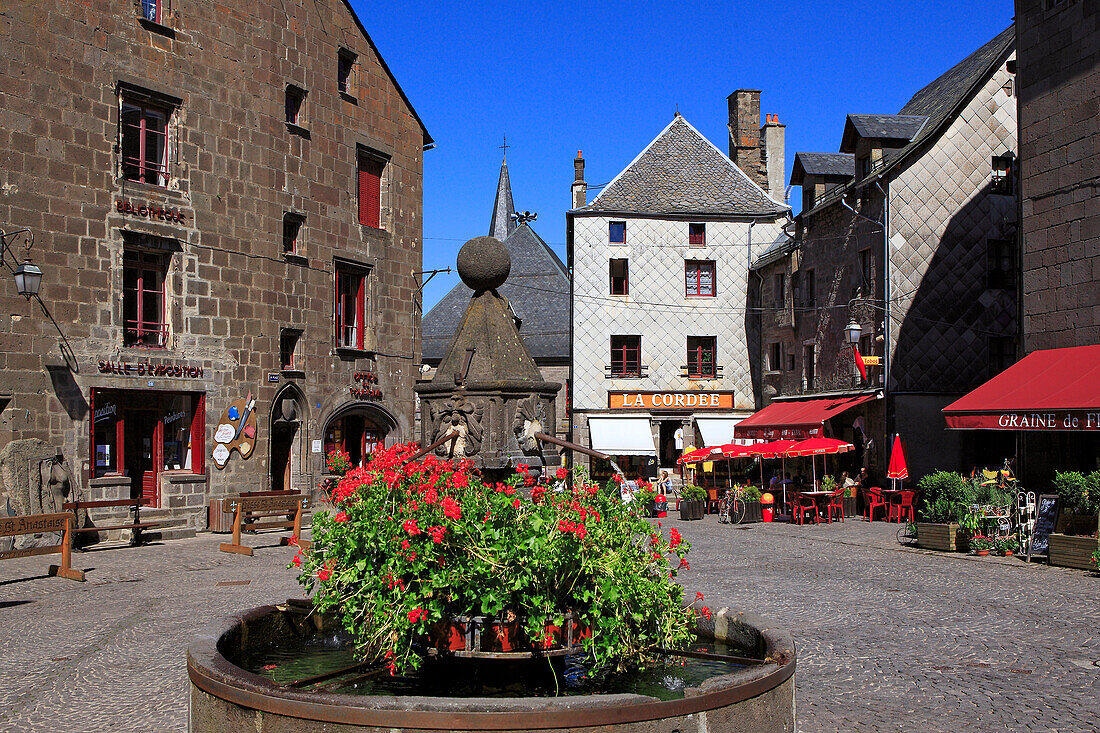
431 394 484 457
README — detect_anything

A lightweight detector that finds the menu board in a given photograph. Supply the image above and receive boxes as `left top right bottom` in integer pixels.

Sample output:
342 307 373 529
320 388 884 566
1029 494 1059 560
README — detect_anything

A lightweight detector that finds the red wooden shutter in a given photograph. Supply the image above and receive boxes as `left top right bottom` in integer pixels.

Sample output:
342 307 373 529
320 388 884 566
358 159 382 228
191 393 205 474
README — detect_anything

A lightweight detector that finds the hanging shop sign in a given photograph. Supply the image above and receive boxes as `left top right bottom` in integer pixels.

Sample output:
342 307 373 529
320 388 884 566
98 359 204 378
351 371 382 400
212 391 257 469
115 199 187 224
608 391 735 410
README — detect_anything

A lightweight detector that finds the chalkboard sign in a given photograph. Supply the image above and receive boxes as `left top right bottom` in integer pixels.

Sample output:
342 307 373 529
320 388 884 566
1029 494 1059 559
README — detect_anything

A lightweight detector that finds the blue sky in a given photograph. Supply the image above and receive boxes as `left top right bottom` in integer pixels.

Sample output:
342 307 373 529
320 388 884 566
353 1 1015 311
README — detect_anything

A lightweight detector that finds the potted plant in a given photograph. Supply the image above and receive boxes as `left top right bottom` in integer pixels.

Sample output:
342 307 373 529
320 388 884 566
293 445 698 675
740 484 763 523
1048 471 1100 570
996 536 1020 557
916 471 974 552
969 535 995 556
634 479 659 517
679 484 707 520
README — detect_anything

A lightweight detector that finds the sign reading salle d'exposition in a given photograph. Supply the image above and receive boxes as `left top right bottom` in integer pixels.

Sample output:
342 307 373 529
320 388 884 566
609 392 735 410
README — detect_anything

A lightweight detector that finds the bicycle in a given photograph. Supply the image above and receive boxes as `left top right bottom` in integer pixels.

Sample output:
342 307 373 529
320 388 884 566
717 486 747 525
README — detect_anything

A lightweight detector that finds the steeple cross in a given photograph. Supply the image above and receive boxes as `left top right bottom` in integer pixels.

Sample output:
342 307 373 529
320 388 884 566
499 135 509 159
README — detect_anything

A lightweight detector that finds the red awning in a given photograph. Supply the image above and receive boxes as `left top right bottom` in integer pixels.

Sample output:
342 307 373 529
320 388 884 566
943 344 1100 431
733 394 878 440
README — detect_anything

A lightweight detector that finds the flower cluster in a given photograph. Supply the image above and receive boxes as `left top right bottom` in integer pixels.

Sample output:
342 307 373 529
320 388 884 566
294 444 695 675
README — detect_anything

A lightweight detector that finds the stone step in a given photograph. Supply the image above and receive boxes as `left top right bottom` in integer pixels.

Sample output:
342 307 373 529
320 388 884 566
144 523 197 542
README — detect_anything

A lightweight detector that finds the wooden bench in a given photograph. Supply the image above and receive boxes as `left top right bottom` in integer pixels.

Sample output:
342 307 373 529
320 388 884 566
0 512 85 581
63 497 164 546
219 493 310 556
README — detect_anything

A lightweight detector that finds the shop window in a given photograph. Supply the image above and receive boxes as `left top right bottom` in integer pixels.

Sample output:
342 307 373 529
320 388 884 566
689 222 705 246
280 328 302 371
358 150 386 229
120 93 171 186
609 258 629 295
324 414 384 469
123 248 168 348
335 261 369 350
609 221 626 244
987 238 1016 289
610 335 641 377
285 84 307 129
767 342 781 372
282 212 304 256
991 154 1013 195
988 336 1016 378
91 389 204 483
687 336 716 378
685 260 716 297
338 49 357 96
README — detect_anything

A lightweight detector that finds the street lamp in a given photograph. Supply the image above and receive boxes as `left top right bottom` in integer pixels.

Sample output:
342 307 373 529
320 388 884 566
13 259 41 299
844 319 862 346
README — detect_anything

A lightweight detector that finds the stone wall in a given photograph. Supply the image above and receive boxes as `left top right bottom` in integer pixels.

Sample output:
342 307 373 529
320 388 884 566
0 0 425 525
1016 0 1100 351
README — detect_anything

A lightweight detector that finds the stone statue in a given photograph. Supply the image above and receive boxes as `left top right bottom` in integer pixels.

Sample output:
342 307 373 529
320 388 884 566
0 439 82 551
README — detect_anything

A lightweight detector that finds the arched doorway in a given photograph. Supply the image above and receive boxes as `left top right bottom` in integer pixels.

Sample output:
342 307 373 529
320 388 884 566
270 386 305 491
322 403 398 468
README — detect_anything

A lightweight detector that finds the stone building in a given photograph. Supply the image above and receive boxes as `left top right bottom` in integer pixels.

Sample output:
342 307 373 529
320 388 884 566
421 156 571 441
0 0 430 532
750 26 1018 481
942 3 1099 484
568 98 790 482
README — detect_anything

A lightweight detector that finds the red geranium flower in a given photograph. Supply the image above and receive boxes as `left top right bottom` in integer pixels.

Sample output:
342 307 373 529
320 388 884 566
407 607 427 623
441 496 462 520
556 467 568 480
333 512 348 523
669 528 682 549
402 518 420 535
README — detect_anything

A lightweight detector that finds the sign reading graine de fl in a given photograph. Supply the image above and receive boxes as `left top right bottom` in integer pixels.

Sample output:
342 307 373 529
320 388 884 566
0 513 69 538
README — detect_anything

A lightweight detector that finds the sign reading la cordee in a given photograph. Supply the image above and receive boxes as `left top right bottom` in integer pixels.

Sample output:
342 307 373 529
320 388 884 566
609 391 734 410
945 410 1100 431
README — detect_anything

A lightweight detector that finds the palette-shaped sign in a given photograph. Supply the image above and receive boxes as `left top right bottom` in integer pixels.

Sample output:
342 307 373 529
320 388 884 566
212 391 257 469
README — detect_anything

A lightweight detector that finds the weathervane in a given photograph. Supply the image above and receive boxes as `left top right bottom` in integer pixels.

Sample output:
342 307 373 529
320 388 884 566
512 211 537 225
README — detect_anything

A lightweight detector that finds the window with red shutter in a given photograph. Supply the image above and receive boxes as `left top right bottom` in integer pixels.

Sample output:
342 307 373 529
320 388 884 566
335 262 368 350
688 223 705 246
358 155 384 229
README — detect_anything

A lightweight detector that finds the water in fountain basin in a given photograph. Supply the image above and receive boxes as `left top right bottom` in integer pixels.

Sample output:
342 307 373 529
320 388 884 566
235 634 757 701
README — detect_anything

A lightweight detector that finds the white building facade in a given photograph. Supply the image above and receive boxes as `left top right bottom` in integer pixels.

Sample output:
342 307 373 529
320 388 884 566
568 98 790 482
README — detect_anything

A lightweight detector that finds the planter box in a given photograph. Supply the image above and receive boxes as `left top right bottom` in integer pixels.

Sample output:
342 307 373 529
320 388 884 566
842 497 857 518
742 501 763 523
679 499 705 521
917 522 962 552
1049 533 1100 570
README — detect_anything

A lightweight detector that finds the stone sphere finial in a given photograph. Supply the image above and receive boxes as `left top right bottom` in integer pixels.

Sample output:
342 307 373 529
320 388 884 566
457 236 510 292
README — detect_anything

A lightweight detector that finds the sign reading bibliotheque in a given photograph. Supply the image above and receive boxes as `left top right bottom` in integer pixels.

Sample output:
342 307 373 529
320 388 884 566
608 392 735 410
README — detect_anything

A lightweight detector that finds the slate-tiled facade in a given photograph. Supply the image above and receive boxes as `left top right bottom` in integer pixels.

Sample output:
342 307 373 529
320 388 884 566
0 1 428 529
756 27 1018 480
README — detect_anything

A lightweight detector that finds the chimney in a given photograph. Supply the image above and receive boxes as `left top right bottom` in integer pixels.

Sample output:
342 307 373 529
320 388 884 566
728 90 768 190
572 150 586 209
761 113 786 198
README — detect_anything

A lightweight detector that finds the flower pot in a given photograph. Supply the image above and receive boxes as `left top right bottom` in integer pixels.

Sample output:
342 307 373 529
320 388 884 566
742 501 763 523
430 620 467 652
1049 532 1100 570
1002 550 1014 557
485 620 523 652
975 549 990 557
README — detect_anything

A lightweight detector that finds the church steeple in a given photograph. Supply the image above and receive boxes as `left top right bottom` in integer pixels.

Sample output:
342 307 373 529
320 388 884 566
488 141 517 241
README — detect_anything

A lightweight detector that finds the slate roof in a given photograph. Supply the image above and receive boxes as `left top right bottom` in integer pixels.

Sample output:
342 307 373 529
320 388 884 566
488 159 517 241
790 152 854 186
750 231 797 271
423 224 570 364
839 115 928 152
573 115 787 217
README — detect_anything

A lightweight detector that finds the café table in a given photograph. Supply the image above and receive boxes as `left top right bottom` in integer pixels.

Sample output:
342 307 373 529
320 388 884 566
798 490 834 522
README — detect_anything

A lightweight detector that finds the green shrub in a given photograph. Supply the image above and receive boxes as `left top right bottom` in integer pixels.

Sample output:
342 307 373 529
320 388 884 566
1053 471 1100 516
820 475 837 492
740 485 762 502
969 474 1014 510
917 471 974 523
680 484 707 501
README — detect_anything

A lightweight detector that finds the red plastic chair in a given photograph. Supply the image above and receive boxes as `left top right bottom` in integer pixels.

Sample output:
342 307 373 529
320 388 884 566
791 493 820 525
827 487 846 523
705 487 721 515
863 487 887 521
888 490 916 523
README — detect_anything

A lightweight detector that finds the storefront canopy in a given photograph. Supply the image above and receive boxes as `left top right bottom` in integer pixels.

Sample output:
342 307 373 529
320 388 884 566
733 394 877 440
943 344 1100 431
694 417 741 447
588 417 656 455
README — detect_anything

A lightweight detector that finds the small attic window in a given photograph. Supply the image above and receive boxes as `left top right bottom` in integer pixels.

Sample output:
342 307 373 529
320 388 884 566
992 154 1013 195
609 221 626 244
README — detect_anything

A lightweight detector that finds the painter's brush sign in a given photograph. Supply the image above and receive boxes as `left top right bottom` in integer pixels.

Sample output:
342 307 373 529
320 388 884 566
212 391 258 468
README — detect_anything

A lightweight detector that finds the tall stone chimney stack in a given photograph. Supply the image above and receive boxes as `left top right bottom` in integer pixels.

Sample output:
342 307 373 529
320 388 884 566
762 113 786 199
572 150 587 209
728 90 768 190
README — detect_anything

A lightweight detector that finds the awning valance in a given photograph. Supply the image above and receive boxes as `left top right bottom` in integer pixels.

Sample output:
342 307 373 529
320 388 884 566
588 417 656 455
943 345 1100 430
694 417 741 447
733 394 877 440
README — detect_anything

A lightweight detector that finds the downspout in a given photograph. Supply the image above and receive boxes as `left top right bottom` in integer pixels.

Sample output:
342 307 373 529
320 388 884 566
874 180 891 439
566 212 574 474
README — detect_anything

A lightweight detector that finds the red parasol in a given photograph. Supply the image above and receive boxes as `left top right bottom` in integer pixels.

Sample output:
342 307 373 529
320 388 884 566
887 433 909 485
678 446 722 465
784 437 855 457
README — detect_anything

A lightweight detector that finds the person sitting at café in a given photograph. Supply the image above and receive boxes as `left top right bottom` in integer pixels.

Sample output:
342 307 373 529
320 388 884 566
840 470 858 488
858 466 876 489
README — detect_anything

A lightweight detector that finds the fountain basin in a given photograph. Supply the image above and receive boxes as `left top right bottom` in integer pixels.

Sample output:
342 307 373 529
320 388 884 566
188 604 795 732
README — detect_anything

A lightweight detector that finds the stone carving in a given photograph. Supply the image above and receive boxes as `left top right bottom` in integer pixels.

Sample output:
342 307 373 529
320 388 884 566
512 395 546 455
0 439 81 551
429 393 484 458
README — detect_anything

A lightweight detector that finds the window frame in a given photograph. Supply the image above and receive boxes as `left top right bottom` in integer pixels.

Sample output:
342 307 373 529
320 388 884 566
804 269 816 308
685 259 716 297
609 221 626 244
986 238 1016 290
141 0 162 23
803 342 816 390
991 154 1014 195
122 247 169 349
120 95 171 187
335 261 370 351
686 336 717 379
610 335 642 378
609 258 629 296
688 222 706 246
282 212 305 257
357 148 388 230
337 49 358 97
773 272 785 304
858 249 872 296
767 342 781 372
280 328 303 372
285 84 307 128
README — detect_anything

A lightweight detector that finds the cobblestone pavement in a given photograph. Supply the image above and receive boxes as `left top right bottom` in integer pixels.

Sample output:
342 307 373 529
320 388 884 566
0 518 1097 732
